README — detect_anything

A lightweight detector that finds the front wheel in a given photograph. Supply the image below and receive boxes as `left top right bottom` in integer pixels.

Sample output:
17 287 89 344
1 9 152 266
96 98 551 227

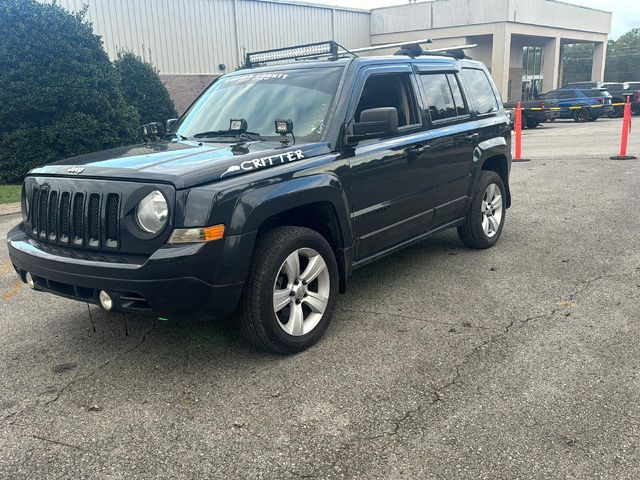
573 108 590 122
239 226 338 354
457 171 506 249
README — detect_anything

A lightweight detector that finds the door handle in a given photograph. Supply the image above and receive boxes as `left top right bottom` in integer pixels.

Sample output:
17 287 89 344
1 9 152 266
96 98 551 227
465 133 480 144
408 143 431 154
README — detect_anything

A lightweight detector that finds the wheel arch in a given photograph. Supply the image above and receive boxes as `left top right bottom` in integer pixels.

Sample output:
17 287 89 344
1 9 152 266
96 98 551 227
231 174 354 292
474 142 511 208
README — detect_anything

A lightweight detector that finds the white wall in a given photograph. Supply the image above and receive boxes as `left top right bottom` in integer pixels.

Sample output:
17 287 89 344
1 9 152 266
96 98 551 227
41 0 371 74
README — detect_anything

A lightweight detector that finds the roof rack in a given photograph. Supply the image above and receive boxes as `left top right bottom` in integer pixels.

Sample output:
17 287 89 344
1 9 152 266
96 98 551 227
346 39 476 59
243 39 477 68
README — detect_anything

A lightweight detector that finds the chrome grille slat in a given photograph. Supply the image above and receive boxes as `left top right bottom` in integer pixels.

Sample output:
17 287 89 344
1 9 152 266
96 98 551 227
28 186 120 249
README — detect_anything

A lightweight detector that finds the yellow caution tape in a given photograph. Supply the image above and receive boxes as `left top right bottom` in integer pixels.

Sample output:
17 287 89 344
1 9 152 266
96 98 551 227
513 102 629 111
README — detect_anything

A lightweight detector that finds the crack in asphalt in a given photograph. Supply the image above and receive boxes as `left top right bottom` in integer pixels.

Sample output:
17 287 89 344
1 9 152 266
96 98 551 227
45 323 156 407
324 273 622 462
382 271 620 438
31 434 89 452
280 271 627 479
337 307 494 331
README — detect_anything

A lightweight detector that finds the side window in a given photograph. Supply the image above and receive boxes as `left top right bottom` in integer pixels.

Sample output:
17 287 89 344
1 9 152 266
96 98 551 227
447 74 468 117
543 92 558 99
419 73 468 122
355 73 420 130
461 68 499 115
559 90 574 99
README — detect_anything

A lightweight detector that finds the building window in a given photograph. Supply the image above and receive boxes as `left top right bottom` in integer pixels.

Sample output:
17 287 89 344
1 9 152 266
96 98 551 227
522 46 544 77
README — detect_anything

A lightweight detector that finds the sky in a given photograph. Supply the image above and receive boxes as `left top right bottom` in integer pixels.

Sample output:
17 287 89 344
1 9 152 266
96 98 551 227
312 0 640 39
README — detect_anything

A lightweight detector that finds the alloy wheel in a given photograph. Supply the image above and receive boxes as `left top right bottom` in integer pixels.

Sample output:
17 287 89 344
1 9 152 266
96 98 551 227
272 248 330 336
481 183 503 238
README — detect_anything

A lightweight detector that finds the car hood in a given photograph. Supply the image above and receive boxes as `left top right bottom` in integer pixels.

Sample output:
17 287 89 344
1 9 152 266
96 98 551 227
29 140 331 189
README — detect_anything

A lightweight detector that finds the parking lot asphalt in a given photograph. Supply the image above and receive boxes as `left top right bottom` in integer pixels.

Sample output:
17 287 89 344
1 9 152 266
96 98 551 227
1 117 639 479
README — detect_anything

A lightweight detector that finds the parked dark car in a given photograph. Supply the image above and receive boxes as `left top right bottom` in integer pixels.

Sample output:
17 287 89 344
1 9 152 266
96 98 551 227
602 82 638 117
542 88 613 122
503 98 560 128
8 41 512 353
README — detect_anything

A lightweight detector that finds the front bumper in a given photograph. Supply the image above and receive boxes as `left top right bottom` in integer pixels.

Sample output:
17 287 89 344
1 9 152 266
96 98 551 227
7 225 249 319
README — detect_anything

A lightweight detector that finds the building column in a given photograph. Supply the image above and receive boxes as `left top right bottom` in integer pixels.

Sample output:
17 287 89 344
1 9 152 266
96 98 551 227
542 37 561 93
591 41 606 82
491 24 511 101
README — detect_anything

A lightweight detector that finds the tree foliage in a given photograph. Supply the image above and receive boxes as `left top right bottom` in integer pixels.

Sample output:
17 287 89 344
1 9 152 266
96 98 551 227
561 28 640 85
114 51 177 125
605 28 640 82
0 0 140 183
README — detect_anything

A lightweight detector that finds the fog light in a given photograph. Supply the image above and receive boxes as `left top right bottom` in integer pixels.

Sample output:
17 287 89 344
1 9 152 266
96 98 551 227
99 290 113 311
25 272 35 289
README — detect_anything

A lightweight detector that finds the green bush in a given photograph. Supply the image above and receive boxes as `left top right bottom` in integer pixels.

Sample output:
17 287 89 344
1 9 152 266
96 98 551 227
0 0 140 183
114 51 177 125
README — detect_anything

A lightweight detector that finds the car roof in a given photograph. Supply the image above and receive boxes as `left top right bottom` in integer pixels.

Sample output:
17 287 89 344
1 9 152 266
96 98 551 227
223 54 481 78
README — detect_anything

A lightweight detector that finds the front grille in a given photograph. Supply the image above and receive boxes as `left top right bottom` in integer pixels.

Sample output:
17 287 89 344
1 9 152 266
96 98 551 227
29 186 121 249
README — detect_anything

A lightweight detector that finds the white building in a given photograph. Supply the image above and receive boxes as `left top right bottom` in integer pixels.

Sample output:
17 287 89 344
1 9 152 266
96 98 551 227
45 0 612 111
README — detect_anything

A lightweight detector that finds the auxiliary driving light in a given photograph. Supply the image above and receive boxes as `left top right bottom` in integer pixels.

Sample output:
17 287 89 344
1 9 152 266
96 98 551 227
25 272 35 289
99 290 113 311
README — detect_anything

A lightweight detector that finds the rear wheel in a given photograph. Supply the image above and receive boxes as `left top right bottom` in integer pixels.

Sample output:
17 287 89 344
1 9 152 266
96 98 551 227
525 118 540 129
239 226 338 354
458 171 506 249
608 105 624 118
573 108 590 122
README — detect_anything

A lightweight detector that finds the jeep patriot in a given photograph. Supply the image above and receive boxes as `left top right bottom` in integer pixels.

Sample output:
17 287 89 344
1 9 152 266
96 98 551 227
8 41 512 353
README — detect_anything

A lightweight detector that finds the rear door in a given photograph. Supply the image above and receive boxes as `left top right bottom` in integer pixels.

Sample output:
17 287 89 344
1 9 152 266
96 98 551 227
347 65 434 260
416 67 477 226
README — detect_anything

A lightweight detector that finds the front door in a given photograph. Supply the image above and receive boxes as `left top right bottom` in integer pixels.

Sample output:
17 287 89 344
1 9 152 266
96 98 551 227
347 66 435 260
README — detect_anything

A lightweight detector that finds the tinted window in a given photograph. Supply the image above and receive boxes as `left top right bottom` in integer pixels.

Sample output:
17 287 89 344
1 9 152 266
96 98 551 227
559 90 575 99
355 73 420 129
581 89 605 97
543 92 558 99
461 68 499 115
420 73 457 121
447 74 468 116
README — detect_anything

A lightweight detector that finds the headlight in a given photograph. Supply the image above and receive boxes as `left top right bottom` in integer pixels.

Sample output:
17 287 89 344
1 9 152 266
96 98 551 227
135 190 168 234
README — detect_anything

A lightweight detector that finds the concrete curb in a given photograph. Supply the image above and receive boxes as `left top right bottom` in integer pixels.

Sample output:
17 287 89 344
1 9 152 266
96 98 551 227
0 203 21 217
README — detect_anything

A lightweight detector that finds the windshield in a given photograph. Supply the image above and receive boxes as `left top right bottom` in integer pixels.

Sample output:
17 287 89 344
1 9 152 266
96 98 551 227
175 67 344 142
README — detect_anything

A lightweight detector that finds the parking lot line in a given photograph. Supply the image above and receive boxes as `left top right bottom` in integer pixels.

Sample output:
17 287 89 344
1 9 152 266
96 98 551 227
2 280 23 300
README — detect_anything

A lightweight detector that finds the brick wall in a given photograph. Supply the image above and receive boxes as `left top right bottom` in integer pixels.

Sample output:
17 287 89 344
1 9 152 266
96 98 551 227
160 74 219 115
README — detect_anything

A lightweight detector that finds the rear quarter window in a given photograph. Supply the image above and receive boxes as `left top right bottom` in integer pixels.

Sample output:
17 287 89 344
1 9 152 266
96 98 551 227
461 68 499 115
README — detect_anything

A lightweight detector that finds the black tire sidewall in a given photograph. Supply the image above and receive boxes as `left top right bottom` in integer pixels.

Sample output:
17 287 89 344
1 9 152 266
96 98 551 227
255 228 338 353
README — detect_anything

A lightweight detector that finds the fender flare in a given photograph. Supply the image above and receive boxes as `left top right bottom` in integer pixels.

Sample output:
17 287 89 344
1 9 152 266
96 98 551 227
469 137 512 208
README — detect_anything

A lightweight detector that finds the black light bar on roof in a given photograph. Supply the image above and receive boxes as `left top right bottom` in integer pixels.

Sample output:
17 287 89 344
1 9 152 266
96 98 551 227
245 41 339 68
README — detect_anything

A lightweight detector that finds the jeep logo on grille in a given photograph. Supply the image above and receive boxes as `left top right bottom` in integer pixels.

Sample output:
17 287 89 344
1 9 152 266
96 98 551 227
67 166 85 174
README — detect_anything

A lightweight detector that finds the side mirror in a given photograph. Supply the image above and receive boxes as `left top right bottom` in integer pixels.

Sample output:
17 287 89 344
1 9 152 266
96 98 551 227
349 107 399 144
166 118 178 131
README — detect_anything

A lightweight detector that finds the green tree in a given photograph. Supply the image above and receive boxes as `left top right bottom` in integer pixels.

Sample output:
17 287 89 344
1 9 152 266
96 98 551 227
114 51 177 125
605 28 640 82
0 0 140 183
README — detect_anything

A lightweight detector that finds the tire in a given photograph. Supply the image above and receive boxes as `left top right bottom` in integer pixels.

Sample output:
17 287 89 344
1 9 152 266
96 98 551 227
525 118 540 129
588 115 598 122
573 108 590 122
609 105 624 118
457 171 506 249
239 226 338 354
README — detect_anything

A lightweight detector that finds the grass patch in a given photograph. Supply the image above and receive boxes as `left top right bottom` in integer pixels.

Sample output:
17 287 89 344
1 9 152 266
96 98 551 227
0 185 21 205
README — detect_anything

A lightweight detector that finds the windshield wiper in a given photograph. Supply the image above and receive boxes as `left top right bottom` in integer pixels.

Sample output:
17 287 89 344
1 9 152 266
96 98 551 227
165 132 188 141
192 130 264 142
